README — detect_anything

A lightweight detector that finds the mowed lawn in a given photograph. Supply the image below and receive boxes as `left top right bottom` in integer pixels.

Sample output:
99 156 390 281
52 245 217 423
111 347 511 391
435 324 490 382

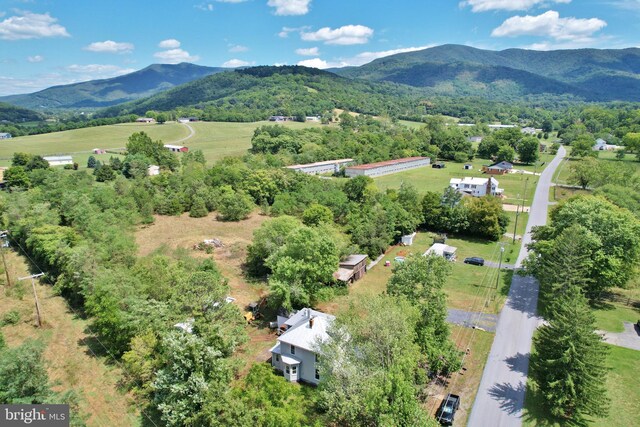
523 345 640 427
373 153 554 206
594 303 640 333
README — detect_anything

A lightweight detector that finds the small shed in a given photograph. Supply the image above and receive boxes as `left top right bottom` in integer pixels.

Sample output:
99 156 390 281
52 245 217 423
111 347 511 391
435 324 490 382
93 148 106 154
164 144 189 153
334 254 368 284
136 117 155 123
0 132 12 139
148 165 160 176
464 164 473 170
401 232 417 246
424 243 457 261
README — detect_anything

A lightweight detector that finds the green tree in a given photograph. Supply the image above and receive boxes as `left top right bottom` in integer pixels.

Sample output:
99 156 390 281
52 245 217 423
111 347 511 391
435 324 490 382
465 196 508 241
87 155 97 168
530 285 609 422
216 186 254 221
387 254 461 375
246 216 303 276
122 153 152 179
302 203 333 226
570 135 597 159
4 166 30 189
25 155 49 171
421 191 444 230
343 175 376 204
496 145 516 163
11 152 31 167
189 196 208 218
317 295 435 427
94 164 116 182
0 340 51 403
517 136 540 164
567 157 599 189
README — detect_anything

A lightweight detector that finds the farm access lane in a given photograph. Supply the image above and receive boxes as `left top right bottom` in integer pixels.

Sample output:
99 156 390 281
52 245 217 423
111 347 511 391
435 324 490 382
468 145 566 427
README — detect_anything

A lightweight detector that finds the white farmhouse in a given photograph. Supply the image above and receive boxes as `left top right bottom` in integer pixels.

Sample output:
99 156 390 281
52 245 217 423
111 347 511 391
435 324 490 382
271 308 334 384
449 176 503 197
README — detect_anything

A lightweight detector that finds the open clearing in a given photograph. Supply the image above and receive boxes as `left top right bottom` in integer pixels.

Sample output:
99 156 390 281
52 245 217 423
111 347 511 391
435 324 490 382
0 251 139 427
523 345 640 427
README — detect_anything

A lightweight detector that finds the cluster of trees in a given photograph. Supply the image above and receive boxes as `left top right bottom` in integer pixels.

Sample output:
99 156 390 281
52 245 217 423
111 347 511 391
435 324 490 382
0 114 138 138
477 128 540 164
316 254 461 426
422 188 509 240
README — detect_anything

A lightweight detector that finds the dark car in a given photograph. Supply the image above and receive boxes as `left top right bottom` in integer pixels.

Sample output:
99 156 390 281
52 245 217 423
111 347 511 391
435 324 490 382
464 257 485 266
435 393 460 425
432 162 446 169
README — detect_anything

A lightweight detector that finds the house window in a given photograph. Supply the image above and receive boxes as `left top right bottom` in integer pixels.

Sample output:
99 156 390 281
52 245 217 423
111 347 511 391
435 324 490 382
291 366 297 375
290 345 296 355
275 355 280 362
285 366 290 374
315 353 319 363
315 369 320 380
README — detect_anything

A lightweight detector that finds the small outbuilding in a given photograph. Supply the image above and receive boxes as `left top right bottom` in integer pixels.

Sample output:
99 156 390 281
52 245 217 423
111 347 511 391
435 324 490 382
401 232 417 246
164 144 189 153
0 132 12 139
424 243 457 261
334 254 368 284
148 165 160 176
93 148 106 154
464 164 473 170
136 117 155 123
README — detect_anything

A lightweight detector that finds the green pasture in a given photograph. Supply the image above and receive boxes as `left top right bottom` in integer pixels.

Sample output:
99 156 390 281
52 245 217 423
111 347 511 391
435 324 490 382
594 304 640 333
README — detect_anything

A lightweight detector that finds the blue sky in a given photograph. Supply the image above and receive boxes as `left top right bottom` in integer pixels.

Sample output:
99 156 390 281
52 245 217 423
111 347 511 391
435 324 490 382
1 0 639 95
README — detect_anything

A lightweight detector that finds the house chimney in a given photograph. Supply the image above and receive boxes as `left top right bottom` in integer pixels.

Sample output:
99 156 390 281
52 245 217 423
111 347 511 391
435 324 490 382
309 317 315 328
486 177 492 196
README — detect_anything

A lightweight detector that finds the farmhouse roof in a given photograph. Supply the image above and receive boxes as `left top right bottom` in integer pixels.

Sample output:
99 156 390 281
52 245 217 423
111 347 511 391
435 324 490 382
286 159 354 169
339 254 368 267
43 155 73 161
278 308 335 352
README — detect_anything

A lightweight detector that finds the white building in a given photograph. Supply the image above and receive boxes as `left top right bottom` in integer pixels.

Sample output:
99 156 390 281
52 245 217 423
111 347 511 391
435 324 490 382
163 144 188 152
449 177 503 197
286 159 354 175
271 308 334 384
345 157 431 178
43 155 73 167
0 133 12 139
521 127 538 135
148 165 160 176
424 243 457 261
136 117 155 123
401 232 417 246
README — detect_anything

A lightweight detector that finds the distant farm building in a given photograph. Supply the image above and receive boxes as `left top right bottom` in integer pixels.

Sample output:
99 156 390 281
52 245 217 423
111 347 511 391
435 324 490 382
345 157 431 178
432 162 446 169
464 164 473 170
593 138 620 151
0 133 12 139
269 115 293 122
521 127 538 135
306 116 321 122
164 144 189 153
178 117 199 123
286 159 354 175
148 165 160 176
333 254 368 284
43 155 73 167
482 161 513 175
450 176 504 197
468 136 483 143
136 117 155 123
424 243 457 261
93 148 106 154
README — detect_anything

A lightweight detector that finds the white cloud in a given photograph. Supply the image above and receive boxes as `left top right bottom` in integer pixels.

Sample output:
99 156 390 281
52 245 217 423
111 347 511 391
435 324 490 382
297 58 330 69
229 44 248 52
301 25 374 45
154 48 199 64
278 26 309 38
27 55 43 63
461 0 570 12
296 45 434 69
609 0 640 10
492 10 607 41
0 11 69 40
84 40 134 54
268 0 312 16
195 3 215 11
295 47 319 56
158 39 181 49
222 58 254 67
66 64 136 75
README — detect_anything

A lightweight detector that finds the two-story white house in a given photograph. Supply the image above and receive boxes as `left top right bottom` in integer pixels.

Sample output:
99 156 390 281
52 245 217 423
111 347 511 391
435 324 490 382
449 176 504 197
270 308 334 384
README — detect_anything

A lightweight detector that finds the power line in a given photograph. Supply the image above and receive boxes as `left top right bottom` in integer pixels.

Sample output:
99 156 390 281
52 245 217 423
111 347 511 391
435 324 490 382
5 231 159 427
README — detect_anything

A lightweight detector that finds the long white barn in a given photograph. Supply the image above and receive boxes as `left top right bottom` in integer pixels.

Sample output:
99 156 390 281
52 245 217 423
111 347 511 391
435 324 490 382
286 159 354 175
345 156 431 178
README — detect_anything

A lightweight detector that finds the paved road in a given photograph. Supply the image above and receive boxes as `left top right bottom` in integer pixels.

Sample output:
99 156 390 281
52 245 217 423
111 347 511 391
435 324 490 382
447 308 498 332
598 322 640 351
468 146 566 427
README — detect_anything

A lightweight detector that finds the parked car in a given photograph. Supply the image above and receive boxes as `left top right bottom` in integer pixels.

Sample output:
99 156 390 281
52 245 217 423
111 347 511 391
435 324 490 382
464 257 485 266
435 393 460 425
432 162 446 169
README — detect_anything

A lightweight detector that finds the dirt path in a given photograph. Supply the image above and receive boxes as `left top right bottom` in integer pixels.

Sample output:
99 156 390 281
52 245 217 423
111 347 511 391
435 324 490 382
172 122 196 144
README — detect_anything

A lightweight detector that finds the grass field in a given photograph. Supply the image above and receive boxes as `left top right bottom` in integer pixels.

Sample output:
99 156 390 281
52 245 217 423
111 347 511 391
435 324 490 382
523 345 640 427
0 251 140 427
373 154 554 206
594 303 640 333
0 120 323 168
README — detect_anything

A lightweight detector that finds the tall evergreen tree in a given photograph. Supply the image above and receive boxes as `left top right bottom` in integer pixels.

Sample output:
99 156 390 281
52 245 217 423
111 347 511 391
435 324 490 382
531 285 609 422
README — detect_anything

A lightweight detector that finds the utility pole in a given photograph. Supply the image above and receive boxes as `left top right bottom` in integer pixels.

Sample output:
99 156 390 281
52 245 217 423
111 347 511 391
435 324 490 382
0 231 11 287
512 194 520 244
495 245 505 289
18 273 44 327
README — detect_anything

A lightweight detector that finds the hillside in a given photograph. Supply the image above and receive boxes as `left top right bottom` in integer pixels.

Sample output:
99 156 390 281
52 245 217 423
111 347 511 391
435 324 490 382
97 66 425 119
334 44 640 101
0 102 43 123
0 63 226 110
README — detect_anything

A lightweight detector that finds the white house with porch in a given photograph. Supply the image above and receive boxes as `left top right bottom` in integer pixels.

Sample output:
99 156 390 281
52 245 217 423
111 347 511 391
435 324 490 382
271 308 334 384
449 177 503 197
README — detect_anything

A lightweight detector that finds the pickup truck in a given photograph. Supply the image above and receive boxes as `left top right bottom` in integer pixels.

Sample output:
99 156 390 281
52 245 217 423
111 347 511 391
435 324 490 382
435 393 460 426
